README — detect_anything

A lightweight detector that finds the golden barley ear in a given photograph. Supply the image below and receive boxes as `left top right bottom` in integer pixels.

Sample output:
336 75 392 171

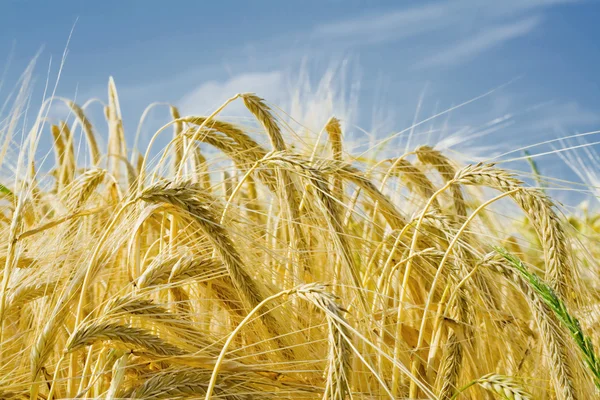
66 321 186 356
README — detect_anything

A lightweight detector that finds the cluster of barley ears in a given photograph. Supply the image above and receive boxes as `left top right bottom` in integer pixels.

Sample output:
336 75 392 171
0 78 599 399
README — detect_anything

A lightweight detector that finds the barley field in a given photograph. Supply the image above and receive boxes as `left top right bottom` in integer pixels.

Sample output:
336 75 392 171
0 77 599 400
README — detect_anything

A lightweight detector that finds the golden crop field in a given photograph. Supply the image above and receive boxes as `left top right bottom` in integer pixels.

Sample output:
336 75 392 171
0 78 599 400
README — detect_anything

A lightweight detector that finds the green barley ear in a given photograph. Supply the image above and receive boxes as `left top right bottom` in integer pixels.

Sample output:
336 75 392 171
495 246 600 390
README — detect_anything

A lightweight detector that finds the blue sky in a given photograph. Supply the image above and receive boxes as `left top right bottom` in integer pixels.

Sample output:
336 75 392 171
2 0 600 204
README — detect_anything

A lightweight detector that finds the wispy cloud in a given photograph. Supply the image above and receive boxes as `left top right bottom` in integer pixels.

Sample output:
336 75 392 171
312 5 449 44
312 0 577 48
529 101 600 131
489 0 580 15
415 17 541 68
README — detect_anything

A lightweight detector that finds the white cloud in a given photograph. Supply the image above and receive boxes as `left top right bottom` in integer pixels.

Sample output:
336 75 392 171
415 17 541 68
176 61 368 144
45 101 72 121
177 71 285 117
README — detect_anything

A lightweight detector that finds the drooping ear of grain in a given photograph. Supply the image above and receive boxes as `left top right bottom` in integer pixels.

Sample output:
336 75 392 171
477 373 532 400
241 94 309 283
66 321 186 356
455 163 577 302
416 146 467 218
296 284 352 400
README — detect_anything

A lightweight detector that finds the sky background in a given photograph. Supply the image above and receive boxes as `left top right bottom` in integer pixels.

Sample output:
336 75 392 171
2 0 600 206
